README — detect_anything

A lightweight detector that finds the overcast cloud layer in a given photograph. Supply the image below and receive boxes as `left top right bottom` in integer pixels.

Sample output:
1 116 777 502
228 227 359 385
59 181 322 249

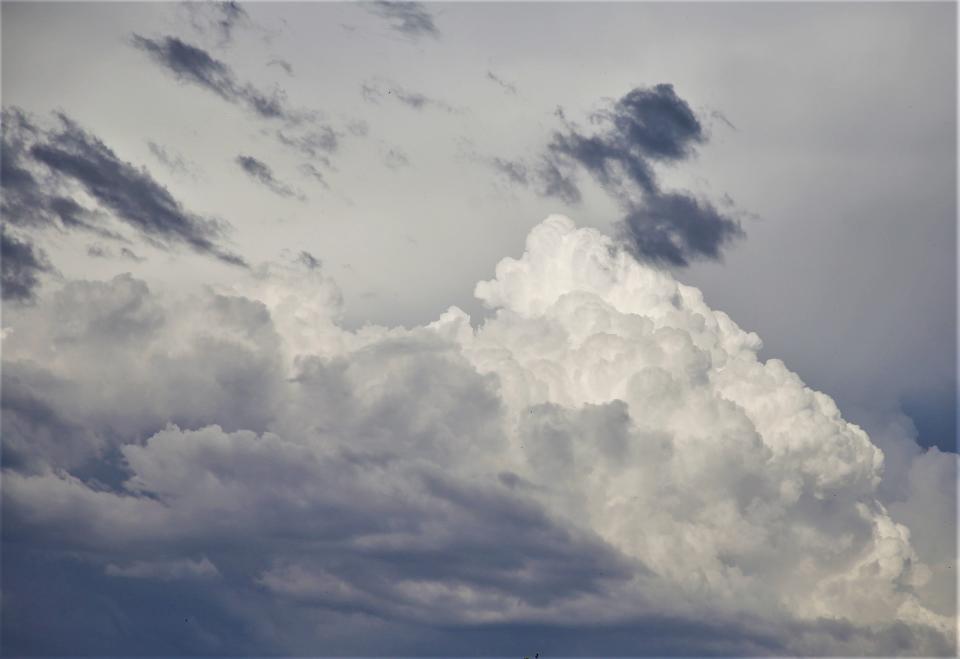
1 2 956 656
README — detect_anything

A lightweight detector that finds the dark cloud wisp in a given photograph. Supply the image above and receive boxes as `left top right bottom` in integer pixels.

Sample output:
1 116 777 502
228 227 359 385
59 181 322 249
131 34 292 122
506 84 744 266
0 108 246 271
236 155 302 200
1 228 53 302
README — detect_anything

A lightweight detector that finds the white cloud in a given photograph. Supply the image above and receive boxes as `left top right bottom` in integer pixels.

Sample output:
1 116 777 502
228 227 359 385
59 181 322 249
2 216 954 654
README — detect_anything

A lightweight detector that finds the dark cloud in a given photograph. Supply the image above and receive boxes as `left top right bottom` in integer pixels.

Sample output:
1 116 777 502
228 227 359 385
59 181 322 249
487 70 517 95
1 109 243 277
28 113 246 266
361 80 456 113
368 1 439 40
511 84 743 266
131 35 293 122
1 228 53 302
236 155 303 200
619 191 744 266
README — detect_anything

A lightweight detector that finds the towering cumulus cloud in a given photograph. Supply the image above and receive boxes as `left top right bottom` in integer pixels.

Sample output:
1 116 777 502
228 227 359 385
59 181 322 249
2 217 954 655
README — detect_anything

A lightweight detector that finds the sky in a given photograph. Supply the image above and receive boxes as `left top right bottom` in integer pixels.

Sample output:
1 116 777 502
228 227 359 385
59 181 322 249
1 1 957 656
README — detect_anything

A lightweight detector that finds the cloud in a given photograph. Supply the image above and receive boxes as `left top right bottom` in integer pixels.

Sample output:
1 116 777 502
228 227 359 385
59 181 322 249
487 70 518 95
299 162 329 189
236 155 303 200
384 147 410 170
0 108 245 271
368 1 440 40
30 113 246 265
147 140 199 178
183 1 250 46
86 243 146 263
1 228 54 302
106 557 220 581
267 58 294 76
361 80 457 113
490 157 529 186
498 85 744 265
131 36 348 168
275 126 339 162
131 34 295 122
1 217 953 655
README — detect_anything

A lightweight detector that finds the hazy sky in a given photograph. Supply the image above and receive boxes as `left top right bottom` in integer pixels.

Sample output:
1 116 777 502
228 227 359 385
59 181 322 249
1 2 956 655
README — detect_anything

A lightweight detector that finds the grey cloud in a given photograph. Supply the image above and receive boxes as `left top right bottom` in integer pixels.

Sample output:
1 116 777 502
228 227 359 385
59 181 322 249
369 1 439 40
267 58 293 76
86 243 146 263
1 228 53 302
384 147 410 170
297 251 321 270
147 140 198 178
23 112 245 266
183 0 250 46
131 34 292 122
361 80 456 113
275 126 338 161
299 162 329 188
487 70 517 95
490 157 528 186
236 155 303 200
528 84 744 266
105 557 220 581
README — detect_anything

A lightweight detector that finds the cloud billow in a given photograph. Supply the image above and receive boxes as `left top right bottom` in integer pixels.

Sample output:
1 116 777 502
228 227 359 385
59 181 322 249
1 217 954 655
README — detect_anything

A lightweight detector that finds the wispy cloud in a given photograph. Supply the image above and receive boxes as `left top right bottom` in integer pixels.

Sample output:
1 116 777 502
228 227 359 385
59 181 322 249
236 155 303 200
368 1 439 41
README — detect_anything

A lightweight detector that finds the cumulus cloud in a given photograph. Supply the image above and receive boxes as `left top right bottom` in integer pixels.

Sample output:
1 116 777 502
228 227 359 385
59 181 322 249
1 217 954 655
368 1 440 41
